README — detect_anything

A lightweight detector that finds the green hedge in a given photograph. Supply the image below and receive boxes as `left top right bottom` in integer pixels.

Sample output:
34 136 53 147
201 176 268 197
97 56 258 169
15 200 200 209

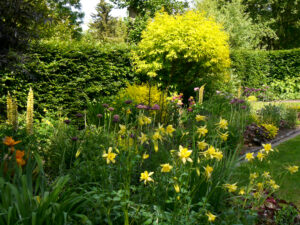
231 49 300 87
0 41 139 120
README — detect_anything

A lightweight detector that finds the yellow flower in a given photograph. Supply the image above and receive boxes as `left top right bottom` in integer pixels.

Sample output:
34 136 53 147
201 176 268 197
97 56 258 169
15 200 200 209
152 131 163 141
195 115 206 122
262 171 270 179
174 184 180 193
250 172 258 180
217 118 228 129
138 132 148 145
140 171 154 184
257 151 265 161
253 192 260 199
247 95 257 102
214 151 223 161
268 179 280 190
118 124 126 135
204 146 216 159
166 125 175 136
102 147 117 164
196 168 200 176
219 132 228 141
126 109 131 114
75 149 81 158
204 165 213 179
143 153 149 159
206 212 216 222
153 140 159 152
245 153 254 161
197 140 208 151
262 143 273 154
224 183 237 193
138 116 144 126
257 182 264 191
143 116 152 125
197 126 208 137
178 145 193 164
160 163 173 172
287 165 299 174
239 188 245 195
156 123 165 134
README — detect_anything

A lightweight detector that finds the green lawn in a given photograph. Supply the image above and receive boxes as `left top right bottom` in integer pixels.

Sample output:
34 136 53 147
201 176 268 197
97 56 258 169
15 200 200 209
251 101 300 112
235 135 300 208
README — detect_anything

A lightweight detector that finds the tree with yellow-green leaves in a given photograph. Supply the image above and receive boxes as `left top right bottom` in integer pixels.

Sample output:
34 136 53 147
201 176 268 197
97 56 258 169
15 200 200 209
132 10 231 96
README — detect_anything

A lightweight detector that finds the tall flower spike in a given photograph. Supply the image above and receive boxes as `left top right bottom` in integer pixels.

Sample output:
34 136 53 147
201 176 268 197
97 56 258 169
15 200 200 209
12 97 18 130
7 92 13 125
199 84 205 104
26 88 34 134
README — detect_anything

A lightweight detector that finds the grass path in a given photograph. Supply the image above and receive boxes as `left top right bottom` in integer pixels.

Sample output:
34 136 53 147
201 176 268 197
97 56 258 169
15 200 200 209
235 135 300 208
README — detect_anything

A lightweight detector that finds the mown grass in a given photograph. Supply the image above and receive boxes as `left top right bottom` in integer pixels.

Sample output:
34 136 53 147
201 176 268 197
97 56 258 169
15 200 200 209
251 101 300 112
235 135 300 208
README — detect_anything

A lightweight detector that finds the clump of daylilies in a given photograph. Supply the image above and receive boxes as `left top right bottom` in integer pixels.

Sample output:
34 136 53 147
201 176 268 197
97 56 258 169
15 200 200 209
2 136 26 166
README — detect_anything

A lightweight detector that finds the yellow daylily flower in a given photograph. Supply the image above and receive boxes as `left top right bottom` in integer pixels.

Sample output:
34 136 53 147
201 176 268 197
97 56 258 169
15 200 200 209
204 165 213 179
152 131 163 141
140 171 154 184
138 132 148 145
287 165 299 174
262 143 273 154
174 184 180 193
219 132 229 141
178 145 193 164
224 183 238 193
239 188 245 195
160 163 173 172
217 118 228 129
250 172 259 180
206 212 216 222
197 126 208 137
195 115 206 122
166 125 175 136
257 151 265 161
143 153 149 159
102 147 117 164
197 140 208 151
245 153 254 161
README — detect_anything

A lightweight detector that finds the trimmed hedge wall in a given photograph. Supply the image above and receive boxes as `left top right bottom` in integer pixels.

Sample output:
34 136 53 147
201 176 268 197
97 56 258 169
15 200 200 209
231 49 300 87
0 41 139 119
1 42 299 121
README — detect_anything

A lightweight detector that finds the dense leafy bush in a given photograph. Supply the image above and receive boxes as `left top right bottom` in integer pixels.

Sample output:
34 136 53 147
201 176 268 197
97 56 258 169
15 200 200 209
0 40 140 121
132 11 231 98
231 49 300 99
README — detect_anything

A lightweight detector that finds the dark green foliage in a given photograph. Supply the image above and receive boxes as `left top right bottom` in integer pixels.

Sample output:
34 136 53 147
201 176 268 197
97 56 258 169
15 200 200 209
231 49 300 92
0 41 139 120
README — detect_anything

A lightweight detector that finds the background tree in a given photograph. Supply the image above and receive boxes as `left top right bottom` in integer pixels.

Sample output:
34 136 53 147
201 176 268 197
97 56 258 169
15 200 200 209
89 0 127 42
242 0 300 49
110 0 188 18
110 0 189 43
0 0 84 67
196 0 277 50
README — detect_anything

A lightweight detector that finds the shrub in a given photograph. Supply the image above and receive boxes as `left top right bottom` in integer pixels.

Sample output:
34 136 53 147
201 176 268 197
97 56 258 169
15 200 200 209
118 83 166 107
0 40 139 121
260 123 278 139
231 49 300 100
132 10 231 98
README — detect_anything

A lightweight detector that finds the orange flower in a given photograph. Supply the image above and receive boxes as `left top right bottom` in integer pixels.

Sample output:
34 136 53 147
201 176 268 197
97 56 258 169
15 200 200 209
3 136 21 147
15 150 26 166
